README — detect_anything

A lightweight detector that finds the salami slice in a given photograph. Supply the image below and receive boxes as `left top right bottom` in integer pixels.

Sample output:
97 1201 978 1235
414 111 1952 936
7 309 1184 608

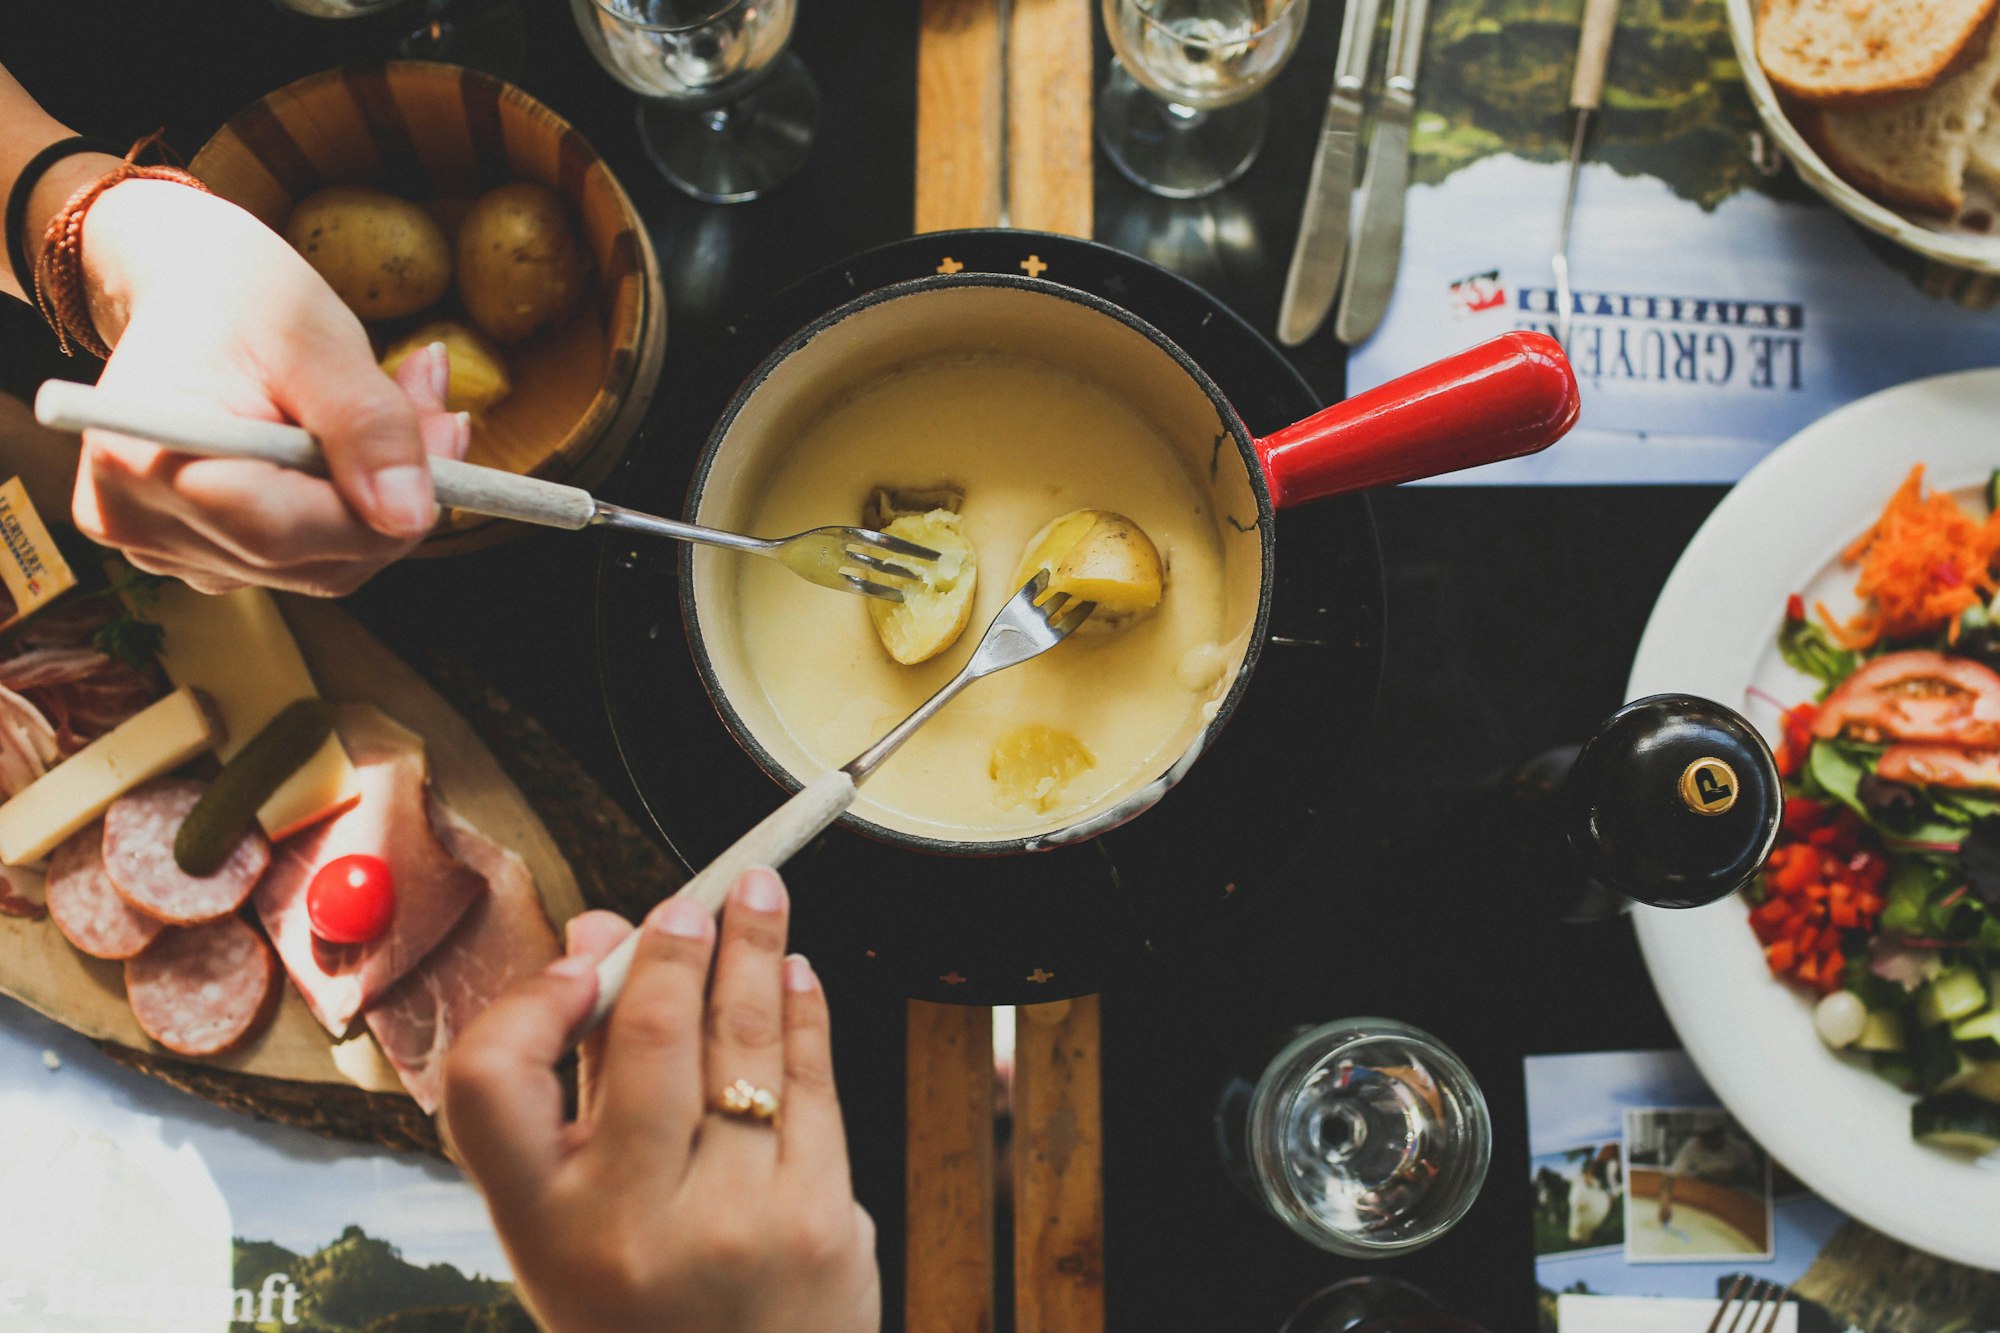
103 778 269 926
124 916 276 1056
45 821 163 960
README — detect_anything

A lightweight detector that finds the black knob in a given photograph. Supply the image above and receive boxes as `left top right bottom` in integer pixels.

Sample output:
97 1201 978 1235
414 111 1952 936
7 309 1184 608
1561 694 1782 910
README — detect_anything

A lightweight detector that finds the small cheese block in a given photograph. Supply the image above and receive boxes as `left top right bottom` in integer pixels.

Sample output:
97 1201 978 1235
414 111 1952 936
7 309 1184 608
0 687 218 865
148 584 360 839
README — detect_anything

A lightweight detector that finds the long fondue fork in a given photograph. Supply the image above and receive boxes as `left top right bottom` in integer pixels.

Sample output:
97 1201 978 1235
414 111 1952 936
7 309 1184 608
34 381 938 603
583 571 1095 1031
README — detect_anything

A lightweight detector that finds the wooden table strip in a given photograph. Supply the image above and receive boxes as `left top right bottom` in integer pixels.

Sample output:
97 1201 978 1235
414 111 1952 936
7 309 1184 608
1005 3 1107 1329
1013 997 1106 1332
905 999 998 1333
917 0 1006 232
1005 0 1096 238
909 3 1007 1324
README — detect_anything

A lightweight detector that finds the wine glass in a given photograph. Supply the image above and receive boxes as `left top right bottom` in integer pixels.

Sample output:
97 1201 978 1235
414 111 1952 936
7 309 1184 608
1220 1019 1491 1256
268 0 403 15
1279 1277 1493 1332
573 0 818 204
266 0 526 77
1098 0 1310 199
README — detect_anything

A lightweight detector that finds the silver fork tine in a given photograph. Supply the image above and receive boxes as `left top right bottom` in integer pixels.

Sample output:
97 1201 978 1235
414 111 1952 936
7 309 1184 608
1705 1276 1747 1333
842 574 905 603
1040 590 1073 617
1755 1283 1792 1333
856 531 942 560
1052 600 1096 636
846 552 919 581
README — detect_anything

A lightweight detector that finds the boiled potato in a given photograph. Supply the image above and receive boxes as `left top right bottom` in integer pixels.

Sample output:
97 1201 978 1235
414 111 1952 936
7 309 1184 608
284 186 450 321
865 510 978 665
455 182 588 344
1011 509 1164 635
379 321 512 414
989 724 1096 813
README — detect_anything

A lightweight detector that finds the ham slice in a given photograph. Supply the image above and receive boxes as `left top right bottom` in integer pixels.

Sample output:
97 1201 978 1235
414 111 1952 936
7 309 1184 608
253 709 485 1037
363 801 559 1113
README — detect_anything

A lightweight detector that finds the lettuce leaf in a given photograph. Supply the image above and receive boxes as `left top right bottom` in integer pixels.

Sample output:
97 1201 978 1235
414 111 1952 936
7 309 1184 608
1779 618 1859 697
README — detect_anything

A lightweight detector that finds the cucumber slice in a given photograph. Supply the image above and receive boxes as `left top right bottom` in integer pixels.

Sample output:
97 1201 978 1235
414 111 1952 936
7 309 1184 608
1917 967 1988 1028
1935 1050 1985 1096
1913 1092 2000 1154
1871 1053 1915 1090
1857 1009 1907 1052
1958 1061 2000 1103
1952 1008 2000 1043
1914 1022 1965 1094
1988 469 2000 514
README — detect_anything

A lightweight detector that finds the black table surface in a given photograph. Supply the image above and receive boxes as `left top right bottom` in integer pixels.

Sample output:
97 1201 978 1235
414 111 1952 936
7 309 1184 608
3 4 1724 1328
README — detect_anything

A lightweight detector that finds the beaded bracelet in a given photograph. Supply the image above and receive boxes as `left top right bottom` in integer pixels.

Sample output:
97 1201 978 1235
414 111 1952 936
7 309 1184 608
30 132 210 359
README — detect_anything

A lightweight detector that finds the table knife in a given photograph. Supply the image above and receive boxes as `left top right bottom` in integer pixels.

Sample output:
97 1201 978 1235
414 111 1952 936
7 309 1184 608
1553 0 1622 346
1333 0 1430 345
1275 0 1384 346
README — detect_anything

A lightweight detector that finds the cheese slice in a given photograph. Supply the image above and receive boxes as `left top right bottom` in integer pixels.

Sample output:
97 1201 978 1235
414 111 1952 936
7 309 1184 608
148 584 360 838
0 686 218 865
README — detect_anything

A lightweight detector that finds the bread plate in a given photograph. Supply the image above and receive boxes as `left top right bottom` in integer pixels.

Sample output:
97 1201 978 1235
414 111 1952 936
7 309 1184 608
1725 0 2000 274
1629 369 2000 1271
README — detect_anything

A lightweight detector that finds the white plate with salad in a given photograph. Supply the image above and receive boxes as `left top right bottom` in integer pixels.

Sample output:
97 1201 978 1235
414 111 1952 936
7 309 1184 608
1629 368 2000 1272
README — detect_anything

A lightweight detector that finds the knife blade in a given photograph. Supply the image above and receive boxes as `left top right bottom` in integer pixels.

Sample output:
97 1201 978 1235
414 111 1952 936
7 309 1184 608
1333 0 1430 345
1553 0 1622 346
1275 0 1384 346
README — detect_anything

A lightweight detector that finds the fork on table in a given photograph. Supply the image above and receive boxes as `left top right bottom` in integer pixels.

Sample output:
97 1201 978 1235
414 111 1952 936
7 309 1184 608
1706 1276 1792 1333
34 380 940 603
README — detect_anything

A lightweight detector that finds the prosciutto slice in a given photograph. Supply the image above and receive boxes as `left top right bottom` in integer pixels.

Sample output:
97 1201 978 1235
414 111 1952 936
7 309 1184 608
0 683 59 799
253 709 485 1037
364 801 559 1113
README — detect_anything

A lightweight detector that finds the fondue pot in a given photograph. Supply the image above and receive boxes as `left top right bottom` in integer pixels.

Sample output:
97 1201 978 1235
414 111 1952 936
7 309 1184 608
680 272 1579 855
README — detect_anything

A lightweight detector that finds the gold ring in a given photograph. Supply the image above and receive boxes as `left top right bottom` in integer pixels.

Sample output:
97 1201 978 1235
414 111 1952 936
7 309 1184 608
715 1078 781 1129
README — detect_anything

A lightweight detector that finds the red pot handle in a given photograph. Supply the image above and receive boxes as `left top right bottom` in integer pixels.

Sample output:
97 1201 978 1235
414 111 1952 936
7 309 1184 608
1252 331 1579 508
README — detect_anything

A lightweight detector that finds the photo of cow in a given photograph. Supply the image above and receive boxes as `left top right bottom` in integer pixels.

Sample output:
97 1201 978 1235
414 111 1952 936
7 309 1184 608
1532 1141 1626 1256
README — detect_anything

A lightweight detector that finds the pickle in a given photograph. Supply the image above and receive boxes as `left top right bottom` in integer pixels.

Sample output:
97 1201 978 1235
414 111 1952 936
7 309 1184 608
174 699 336 875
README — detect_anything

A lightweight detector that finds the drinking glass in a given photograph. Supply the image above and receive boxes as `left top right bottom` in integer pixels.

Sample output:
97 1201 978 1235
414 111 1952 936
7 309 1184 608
269 0 403 15
1098 0 1309 198
573 0 818 204
1220 1019 1491 1256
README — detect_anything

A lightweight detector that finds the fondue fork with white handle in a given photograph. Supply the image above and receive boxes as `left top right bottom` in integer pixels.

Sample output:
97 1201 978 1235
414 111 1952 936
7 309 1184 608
33 380 939 603
583 571 1094 1032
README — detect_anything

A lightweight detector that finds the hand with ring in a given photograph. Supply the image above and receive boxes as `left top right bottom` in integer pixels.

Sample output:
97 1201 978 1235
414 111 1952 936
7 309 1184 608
440 868 881 1333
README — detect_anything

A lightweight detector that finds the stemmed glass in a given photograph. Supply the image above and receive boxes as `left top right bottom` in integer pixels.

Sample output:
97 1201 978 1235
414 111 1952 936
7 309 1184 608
572 0 818 204
1218 1018 1491 1257
1098 0 1310 198
266 0 527 78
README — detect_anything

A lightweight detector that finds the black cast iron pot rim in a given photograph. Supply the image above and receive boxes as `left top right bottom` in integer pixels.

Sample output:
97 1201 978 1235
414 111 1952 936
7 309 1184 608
677 261 1280 857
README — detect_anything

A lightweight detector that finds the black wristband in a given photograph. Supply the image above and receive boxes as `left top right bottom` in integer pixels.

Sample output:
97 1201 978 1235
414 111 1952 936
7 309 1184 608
6 135 123 295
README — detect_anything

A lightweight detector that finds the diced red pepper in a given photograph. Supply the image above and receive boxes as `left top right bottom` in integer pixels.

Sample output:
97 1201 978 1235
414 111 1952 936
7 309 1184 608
1782 796 1826 833
1786 593 1806 623
1751 765 1887 996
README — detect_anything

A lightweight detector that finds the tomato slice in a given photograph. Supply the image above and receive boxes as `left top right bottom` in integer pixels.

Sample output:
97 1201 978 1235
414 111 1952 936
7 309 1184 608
1811 651 2000 747
1878 742 2000 789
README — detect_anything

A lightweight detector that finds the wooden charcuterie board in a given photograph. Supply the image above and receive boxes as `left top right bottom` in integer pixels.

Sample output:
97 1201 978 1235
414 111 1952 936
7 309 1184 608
0 597 595 1151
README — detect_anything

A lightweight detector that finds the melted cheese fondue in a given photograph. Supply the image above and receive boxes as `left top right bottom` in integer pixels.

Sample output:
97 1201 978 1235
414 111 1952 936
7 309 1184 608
733 353 1231 840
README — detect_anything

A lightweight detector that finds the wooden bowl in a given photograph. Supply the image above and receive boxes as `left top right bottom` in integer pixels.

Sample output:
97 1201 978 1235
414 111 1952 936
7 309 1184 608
190 61 665 552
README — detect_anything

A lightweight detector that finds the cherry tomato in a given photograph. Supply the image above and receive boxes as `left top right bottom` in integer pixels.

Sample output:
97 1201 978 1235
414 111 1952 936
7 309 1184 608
307 854 395 944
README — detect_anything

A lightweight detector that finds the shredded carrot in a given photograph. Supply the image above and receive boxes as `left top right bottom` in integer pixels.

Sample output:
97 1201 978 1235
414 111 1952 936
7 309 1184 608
1819 464 2000 648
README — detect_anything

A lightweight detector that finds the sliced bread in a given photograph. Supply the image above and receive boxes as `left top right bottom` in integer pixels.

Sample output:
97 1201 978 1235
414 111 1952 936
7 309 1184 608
1759 0 1997 104
1798 26 2000 214
1967 81 2000 191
